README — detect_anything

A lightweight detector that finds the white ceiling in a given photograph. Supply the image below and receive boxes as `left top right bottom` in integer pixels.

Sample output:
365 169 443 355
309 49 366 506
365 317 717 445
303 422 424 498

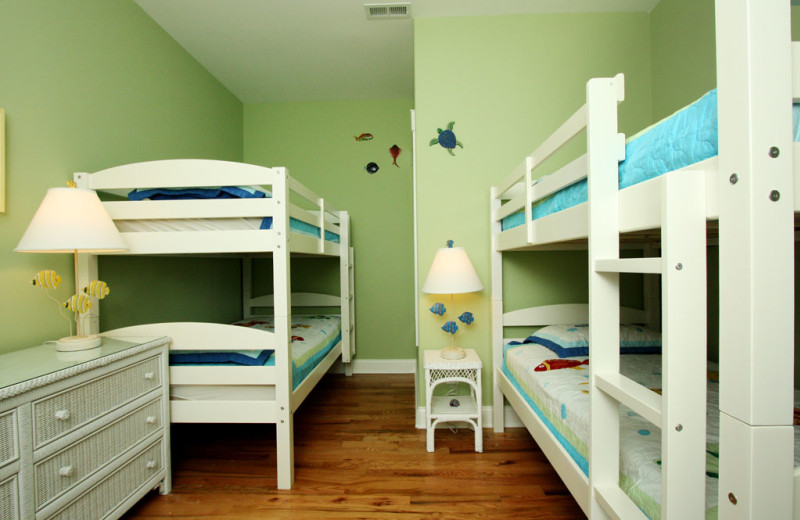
134 0 660 104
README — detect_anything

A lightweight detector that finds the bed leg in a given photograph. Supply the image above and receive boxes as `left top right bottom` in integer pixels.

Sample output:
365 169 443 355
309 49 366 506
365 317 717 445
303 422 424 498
276 412 294 490
344 362 353 376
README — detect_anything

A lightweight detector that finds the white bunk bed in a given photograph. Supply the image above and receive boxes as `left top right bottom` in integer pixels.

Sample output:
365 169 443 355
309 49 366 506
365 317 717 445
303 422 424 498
490 1 796 518
73 159 356 490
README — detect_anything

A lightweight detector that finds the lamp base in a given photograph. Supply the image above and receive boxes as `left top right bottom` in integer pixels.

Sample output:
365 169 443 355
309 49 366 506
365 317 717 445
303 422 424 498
440 346 466 360
56 334 101 352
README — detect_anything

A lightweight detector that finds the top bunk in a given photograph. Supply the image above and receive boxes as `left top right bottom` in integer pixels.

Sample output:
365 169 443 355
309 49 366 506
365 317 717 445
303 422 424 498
491 42 800 252
74 159 348 257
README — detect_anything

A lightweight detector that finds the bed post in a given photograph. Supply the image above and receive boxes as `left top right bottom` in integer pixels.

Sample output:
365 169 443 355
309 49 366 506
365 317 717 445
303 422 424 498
586 75 624 520
242 256 253 319
339 210 354 375
73 172 100 335
272 167 294 490
491 186 505 432
715 0 794 517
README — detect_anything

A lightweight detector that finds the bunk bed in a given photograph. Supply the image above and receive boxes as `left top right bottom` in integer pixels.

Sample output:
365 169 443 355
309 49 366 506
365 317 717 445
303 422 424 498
73 159 355 490
490 1 796 518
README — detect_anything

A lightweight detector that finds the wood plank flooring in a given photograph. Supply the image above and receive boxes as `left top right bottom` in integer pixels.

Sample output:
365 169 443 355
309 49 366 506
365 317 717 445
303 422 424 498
122 374 584 519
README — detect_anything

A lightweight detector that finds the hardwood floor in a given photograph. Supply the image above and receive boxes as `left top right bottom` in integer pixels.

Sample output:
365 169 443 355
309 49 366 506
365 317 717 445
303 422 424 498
122 374 584 519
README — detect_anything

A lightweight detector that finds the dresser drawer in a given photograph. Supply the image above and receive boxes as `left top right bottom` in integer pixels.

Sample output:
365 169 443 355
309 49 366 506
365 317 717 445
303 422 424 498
35 398 163 509
46 440 163 520
33 356 161 448
0 475 19 520
0 410 18 468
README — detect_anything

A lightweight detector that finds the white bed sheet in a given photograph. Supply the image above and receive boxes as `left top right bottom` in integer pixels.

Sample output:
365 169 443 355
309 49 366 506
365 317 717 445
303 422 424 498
117 218 263 233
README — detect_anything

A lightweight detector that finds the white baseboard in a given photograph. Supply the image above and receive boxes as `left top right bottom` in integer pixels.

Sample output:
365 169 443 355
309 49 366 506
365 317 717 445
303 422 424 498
416 405 523 430
331 358 416 374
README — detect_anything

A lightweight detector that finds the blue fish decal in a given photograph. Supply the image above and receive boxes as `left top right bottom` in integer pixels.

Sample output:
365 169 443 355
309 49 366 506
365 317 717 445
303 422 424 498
429 303 446 316
458 312 474 325
441 321 459 334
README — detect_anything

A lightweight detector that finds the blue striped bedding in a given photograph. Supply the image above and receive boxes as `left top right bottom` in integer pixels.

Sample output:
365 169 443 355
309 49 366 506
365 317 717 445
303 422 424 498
170 315 342 389
502 91 800 230
128 186 340 243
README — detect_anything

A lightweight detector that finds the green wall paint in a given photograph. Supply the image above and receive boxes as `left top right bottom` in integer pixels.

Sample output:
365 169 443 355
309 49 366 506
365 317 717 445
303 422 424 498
650 0 716 120
414 13 654 403
243 99 416 360
0 0 243 353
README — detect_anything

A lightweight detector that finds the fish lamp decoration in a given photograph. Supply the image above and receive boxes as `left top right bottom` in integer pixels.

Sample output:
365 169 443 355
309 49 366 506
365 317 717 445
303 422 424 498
422 239 483 360
16 185 126 351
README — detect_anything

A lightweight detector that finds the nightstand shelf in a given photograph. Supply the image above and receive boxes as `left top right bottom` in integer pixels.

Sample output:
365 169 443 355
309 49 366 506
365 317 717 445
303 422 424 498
423 348 482 453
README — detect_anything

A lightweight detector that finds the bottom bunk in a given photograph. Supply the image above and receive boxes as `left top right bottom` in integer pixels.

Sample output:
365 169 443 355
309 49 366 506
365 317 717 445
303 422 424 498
168 314 342 422
103 309 347 490
495 318 800 519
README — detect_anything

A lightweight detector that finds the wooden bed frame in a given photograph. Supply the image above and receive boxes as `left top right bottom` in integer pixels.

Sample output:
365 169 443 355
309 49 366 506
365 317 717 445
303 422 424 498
73 159 355 490
490 0 796 518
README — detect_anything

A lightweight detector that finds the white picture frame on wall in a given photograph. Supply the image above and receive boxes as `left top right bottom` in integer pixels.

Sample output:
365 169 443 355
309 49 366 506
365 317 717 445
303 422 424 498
0 108 4 213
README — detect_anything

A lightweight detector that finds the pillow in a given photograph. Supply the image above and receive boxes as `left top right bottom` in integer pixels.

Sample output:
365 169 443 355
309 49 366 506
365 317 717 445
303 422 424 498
128 186 267 201
525 324 661 358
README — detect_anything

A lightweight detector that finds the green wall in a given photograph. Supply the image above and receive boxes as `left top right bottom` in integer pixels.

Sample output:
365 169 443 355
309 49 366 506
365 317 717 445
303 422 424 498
414 13 654 403
0 0 243 353
243 99 416 361
650 0 716 120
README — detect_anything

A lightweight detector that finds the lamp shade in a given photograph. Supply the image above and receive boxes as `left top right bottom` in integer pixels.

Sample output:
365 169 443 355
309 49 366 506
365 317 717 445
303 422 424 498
422 246 483 294
15 187 127 253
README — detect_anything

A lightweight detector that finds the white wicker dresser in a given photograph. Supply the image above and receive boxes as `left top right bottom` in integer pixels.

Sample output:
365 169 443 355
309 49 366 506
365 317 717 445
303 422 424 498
0 335 171 520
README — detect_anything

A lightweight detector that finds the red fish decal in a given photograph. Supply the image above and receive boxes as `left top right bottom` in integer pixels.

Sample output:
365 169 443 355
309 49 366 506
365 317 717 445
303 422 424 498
291 335 305 342
534 359 589 372
354 133 373 141
389 144 401 167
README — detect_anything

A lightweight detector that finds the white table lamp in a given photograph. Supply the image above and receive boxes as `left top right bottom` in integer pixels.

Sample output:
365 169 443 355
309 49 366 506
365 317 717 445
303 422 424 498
16 187 127 351
422 241 483 359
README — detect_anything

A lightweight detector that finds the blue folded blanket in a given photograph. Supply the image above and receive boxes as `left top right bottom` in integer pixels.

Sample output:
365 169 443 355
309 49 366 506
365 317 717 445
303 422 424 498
170 349 274 366
129 186 266 200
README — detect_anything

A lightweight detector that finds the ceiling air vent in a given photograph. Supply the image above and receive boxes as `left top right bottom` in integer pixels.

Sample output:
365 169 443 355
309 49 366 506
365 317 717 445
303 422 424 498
364 3 411 20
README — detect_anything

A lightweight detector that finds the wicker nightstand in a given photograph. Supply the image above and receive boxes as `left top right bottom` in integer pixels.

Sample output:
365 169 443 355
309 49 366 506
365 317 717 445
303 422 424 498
423 348 482 453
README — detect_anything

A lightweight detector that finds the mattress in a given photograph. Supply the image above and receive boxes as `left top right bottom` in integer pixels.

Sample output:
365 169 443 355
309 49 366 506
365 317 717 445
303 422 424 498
121 185 340 242
502 92 800 230
502 342 800 520
170 314 341 398
116 216 340 243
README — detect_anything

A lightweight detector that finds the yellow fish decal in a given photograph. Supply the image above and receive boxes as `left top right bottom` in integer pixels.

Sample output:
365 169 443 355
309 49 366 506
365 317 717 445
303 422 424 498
32 270 62 289
64 294 92 314
83 280 110 299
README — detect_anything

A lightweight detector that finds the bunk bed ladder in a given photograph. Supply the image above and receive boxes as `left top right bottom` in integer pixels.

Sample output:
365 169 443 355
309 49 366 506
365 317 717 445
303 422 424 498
587 76 707 519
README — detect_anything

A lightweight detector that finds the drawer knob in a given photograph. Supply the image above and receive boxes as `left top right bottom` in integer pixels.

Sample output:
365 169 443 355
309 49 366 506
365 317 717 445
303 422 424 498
144 372 155 380
146 460 157 470
59 465 74 477
54 409 70 421
146 416 157 425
